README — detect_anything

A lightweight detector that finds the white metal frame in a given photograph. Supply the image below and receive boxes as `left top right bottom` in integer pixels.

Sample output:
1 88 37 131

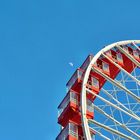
81 40 140 140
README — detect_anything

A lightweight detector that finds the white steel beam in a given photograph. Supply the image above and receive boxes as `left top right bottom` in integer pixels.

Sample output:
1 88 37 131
88 119 134 140
81 85 92 140
101 88 140 119
92 67 140 103
102 53 140 85
93 105 140 139
117 45 140 67
132 41 140 51
89 127 111 140
86 88 140 121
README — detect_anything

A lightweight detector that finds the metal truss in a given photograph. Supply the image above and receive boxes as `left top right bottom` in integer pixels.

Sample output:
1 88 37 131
81 40 140 140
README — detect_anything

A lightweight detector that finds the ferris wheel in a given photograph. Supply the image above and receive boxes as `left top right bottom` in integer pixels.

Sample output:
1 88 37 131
56 40 140 140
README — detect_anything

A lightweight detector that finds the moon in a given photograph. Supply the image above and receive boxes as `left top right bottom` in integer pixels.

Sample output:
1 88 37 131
69 62 74 67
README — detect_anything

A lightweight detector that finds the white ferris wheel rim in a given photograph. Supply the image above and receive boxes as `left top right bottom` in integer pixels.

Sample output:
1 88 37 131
81 40 140 140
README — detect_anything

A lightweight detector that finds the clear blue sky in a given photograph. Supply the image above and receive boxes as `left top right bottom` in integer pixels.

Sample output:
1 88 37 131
0 0 140 140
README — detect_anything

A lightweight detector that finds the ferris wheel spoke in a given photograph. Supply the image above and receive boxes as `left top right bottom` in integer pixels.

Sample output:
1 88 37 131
92 67 140 103
89 127 111 140
133 67 140 97
101 88 139 118
103 69 139 112
92 104 140 139
100 73 130 110
86 88 140 121
119 71 132 111
88 119 134 140
116 45 140 67
124 105 140 127
101 52 140 85
108 105 119 140
132 42 140 51
96 87 140 137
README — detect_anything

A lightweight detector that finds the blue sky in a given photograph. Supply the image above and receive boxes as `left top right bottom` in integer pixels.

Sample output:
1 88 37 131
0 0 140 140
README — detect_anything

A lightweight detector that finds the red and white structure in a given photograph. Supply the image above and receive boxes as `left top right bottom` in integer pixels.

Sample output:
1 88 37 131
56 40 140 140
